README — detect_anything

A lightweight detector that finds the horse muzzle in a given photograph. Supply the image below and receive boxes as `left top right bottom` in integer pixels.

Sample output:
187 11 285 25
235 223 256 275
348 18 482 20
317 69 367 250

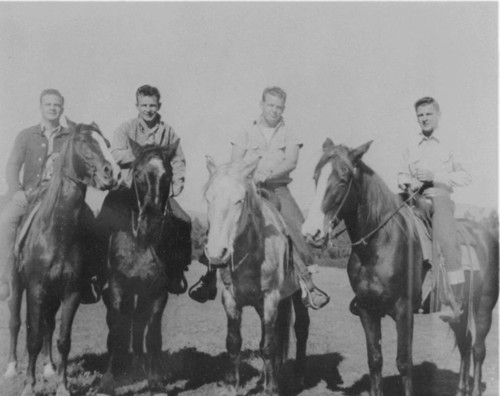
204 246 231 268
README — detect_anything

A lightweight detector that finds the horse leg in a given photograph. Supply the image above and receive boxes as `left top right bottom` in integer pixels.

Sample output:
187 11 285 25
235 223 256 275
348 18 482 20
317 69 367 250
449 315 472 396
257 291 281 396
100 286 133 395
394 300 414 396
5 274 22 379
359 307 383 396
132 295 153 373
55 292 79 396
144 293 168 394
222 288 242 396
471 294 497 396
21 288 44 396
292 290 309 390
41 297 61 380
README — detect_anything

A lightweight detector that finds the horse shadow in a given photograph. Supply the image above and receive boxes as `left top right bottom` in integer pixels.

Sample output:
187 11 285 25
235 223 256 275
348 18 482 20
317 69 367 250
342 361 487 396
73 349 344 395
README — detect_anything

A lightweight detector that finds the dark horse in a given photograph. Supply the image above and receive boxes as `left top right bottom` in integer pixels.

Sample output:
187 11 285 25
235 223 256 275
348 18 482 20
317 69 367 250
301 138 498 396
97 140 179 396
204 157 310 396
7 123 119 396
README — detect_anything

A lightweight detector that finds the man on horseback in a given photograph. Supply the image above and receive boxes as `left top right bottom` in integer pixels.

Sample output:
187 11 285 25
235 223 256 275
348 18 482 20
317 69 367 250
101 84 191 294
0 89 94 302
190 86 329 310
398 96 471 323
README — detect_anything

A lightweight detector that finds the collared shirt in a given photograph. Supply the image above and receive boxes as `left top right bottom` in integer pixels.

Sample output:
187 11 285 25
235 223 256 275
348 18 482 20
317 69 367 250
398 129 471 190
231 117 303 185
5 124 71 195
111 116 186 194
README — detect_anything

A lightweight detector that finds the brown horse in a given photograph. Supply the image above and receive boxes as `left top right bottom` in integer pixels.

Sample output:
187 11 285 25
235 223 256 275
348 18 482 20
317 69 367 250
8 123 119 396
97 140 179 396
301 138 498 396
204 157 310 396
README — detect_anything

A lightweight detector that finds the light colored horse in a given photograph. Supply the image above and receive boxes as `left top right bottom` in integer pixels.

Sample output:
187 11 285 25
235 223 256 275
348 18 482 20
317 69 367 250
204 156 310 396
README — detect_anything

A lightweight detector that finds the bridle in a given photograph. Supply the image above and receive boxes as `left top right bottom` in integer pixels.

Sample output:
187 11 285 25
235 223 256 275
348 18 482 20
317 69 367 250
325 165 420 247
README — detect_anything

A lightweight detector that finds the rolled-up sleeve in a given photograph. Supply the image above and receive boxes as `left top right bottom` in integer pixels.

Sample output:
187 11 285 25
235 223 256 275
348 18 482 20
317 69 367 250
6 131 27 194
111 121 136 167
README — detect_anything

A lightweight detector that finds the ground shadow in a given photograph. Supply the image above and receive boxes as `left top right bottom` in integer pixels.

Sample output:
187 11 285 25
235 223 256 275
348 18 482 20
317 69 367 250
342 361 488 396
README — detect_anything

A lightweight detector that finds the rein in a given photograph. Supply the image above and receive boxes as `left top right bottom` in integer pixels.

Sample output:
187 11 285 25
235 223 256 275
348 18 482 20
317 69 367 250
326 167 420 247
348 188 420 247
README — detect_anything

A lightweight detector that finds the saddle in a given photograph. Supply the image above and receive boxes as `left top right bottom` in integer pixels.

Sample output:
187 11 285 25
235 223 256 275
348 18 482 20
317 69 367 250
410 197 482 314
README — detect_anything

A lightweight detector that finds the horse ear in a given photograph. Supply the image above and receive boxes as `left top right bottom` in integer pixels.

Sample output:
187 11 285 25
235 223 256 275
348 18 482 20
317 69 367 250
128 138 142 158
323 138 335 152
351 140 373 163
90 121 101 132
66 117 77 131
206 155 217 175
241 156 261 179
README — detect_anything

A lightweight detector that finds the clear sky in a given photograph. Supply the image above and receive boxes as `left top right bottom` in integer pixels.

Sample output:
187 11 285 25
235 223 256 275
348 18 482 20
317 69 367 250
0 2 497 214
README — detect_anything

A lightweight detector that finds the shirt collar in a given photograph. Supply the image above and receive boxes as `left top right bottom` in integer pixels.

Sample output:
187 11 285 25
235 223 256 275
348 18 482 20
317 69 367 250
418 129 440 144
138 114 163 134
40 124 62 136
254 116 285 129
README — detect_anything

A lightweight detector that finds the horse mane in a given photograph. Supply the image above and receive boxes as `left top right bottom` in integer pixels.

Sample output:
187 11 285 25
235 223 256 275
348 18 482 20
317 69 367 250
356 160 400 228
36 133 75 219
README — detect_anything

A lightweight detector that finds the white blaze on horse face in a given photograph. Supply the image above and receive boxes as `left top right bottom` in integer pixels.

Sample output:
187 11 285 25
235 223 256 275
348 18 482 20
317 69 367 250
91 131 121 184
205 177 244 264
302 161 332 241
148 157 166 207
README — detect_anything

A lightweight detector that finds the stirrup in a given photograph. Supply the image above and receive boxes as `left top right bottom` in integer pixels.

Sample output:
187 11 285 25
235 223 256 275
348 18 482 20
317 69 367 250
300 281 330 310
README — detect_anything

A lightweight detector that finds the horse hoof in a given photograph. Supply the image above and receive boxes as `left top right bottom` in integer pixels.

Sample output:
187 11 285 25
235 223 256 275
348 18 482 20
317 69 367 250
55 384 71 396
4 361 17 378
43 363 56 379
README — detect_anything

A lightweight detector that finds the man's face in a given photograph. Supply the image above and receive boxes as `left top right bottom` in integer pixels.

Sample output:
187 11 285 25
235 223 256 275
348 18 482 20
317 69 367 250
260 94 285 127
40 94 64 123
136 95 161 123
416 103 440 135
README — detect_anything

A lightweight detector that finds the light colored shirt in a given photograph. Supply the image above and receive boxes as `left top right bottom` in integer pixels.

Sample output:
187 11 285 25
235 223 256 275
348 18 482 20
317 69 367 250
231 118 303 185
111 116 186 195
398 129 471 191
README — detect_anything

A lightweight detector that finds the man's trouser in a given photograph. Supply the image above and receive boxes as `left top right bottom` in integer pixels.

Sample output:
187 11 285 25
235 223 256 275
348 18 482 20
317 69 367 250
0 191 29 283
260 183 317 289
425 186 464 286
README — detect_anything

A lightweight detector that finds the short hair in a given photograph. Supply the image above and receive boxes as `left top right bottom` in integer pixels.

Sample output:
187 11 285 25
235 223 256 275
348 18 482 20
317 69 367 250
136 85 161 102
262 86 287 103
414 96 440 113
40 89 64 105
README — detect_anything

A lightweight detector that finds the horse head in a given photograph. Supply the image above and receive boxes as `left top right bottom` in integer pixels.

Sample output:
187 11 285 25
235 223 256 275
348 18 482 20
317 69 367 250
203 156 260 266
69 123 121 190
129 138 178 218
302 138 372 247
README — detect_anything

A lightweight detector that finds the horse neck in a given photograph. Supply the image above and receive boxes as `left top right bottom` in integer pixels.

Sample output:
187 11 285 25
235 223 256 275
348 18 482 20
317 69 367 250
344 163 399 242
38 143 87 229
234 186 265 255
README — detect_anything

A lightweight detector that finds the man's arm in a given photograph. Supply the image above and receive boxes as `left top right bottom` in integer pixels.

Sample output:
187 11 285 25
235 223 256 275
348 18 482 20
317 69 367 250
170 136 186 197
5 131 27 196
231 144 247 162
111 121 136 167
264 144 300 183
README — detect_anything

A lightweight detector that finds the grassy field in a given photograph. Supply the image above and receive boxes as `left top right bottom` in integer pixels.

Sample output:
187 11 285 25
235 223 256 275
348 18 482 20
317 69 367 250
0 262 497 396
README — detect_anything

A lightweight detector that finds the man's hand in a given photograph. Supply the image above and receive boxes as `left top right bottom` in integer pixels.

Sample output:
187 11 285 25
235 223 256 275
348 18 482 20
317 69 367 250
415 168 434 182
254 171 268 184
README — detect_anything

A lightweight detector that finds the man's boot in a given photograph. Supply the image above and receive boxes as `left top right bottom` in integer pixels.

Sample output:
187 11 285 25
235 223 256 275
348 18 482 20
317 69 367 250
439 282 464 323
189 254 217 303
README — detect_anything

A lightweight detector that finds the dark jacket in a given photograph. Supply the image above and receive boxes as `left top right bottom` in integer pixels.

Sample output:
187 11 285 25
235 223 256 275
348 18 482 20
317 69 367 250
5 125 71 196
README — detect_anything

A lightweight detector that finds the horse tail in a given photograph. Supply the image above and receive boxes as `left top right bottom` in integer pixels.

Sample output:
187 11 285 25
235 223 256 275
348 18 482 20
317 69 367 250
275 296 292 371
